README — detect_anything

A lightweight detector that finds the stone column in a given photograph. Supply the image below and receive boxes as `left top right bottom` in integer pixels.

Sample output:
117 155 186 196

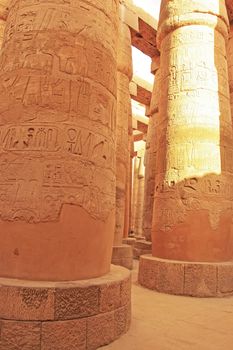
142 56 160 243
112 19 133 270
0 0 8 49
139 0 233 297
131 145 145 238
228 25 233 123
135 57 161 260
122 116 136 248
0 0 131 348
123 98 134 238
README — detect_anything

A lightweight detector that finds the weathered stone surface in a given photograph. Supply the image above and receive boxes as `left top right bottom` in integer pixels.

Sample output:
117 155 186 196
0 0 119 282
114 303 131 338
114 19 132 249
87 312 115 350
100 282 121 313
122 237 136 247
131 147 146 236
0 0 8 48
218 264 233 295
142 59 160 243
228 26 233 126
138 255 158 290
0 266 131 349
111 245 133 270
41 319 86 350
226 0 233 22
156 260 184 295
0 320 41 350
139 255 233 297
151 0 233 264
0 284 54 321
184 264 217 297
55 286 99 320
120 276 131 306
133 239 152 259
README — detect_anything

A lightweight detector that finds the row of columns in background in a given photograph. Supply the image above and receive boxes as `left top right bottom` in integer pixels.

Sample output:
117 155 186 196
1 0 233 287
1 0 233 348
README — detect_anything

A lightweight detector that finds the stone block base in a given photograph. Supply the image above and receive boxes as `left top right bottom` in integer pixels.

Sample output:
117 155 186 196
133 240 152 260
139 255 233 297
0 265 131 349
112 245 133 270
122 237 136 247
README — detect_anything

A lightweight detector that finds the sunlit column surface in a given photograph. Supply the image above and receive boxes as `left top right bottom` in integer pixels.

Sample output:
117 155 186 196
124 98 134 238
228 25 233 126
115 19 133 245
132 141 145 236
0 0 8 49
0 0 119 281
143 58 160 242
152 0 233 262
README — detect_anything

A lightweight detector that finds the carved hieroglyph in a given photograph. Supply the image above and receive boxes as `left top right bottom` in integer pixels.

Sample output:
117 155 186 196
228 26 233 124
124 97 134 238
0 0 8 48
143 59 160 242
114 20 133 245
0 0 119 281
152 0 233 262
131 145 145 236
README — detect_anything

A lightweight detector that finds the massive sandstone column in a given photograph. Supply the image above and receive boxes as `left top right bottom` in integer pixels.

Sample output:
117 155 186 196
131 144 145 237
0 0 131 348
139 0 233 297
134 58 161 260
124 98 134 239
228 26 233 122
111 19 133 269
143 56 160 242
0 0 8 49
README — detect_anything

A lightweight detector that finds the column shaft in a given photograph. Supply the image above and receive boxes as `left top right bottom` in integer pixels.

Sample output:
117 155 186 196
152 0 233 262
0 0 118 281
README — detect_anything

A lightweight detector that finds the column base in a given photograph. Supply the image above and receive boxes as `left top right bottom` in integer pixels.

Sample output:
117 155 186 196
139 255 233 297
133 240 152 260
0 265 131 349
112 244 133 270
122 237 136 247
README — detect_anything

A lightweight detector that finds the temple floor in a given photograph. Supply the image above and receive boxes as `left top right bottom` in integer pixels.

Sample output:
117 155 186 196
103 260 233 350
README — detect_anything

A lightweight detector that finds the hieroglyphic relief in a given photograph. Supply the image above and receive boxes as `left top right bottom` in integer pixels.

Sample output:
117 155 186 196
0 0 118 223
0 0 9 49
114 20 132 245
152 0 233 254
142 61 160 242
227 26 233 126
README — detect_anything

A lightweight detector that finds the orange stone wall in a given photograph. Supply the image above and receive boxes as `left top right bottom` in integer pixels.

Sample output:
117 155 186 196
152 0 233 263
0 0 119 281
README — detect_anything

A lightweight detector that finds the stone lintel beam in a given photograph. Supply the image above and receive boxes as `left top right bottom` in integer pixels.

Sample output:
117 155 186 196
130 19 159 58
132 121 148 135
130 81 152 106
119 3 159 58
136 121 148 135
133 132 144 142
